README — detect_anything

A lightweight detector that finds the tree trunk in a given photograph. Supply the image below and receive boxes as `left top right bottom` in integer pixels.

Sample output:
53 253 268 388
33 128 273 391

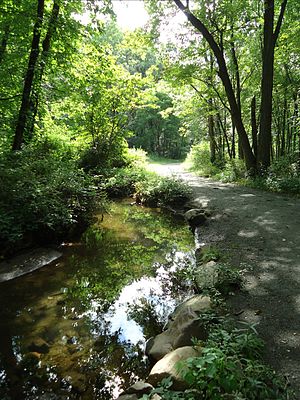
173 0 256 172
12 0 45 151
0 24 9 64
27 0 60 139
208 99 216 163
258 0 288 169
251 96 258 158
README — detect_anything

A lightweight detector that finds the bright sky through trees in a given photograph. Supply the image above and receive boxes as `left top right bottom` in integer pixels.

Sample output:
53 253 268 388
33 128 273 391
112 0 149 30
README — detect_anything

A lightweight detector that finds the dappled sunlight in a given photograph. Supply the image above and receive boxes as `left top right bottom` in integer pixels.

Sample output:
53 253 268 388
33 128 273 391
153 162 300 391
238 229 259 238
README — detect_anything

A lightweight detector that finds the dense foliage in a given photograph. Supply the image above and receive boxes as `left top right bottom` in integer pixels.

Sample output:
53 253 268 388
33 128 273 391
0 139 98 254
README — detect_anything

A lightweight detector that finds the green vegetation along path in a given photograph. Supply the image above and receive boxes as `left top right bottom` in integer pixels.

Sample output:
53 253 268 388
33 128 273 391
148 161 300 396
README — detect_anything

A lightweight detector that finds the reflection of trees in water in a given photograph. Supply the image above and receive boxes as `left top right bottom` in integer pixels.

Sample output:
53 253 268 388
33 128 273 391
127 295 165 339
0 202 194 399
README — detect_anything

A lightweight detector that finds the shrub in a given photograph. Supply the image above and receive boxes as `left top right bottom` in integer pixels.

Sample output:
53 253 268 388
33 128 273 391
104 166 151 197
144 326 288 400
135 175 192 207
78 139 129 172
180 326 287 400
215 159 246 182
0 140 98 254
186 143 222 176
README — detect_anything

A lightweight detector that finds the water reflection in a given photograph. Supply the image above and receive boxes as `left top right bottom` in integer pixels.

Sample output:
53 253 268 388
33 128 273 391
0 201 195 399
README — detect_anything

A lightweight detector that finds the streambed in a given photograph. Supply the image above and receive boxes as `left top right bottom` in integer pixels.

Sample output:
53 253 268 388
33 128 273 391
0 200 195 400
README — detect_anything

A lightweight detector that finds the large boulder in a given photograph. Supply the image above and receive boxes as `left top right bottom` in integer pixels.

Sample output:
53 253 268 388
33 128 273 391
0 248 62 282
147 346 202 391
195 260 218 290
146 296 211 361
184 209 207 229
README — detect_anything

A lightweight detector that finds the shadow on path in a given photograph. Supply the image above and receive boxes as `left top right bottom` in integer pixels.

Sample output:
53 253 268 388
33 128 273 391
150 162 300 395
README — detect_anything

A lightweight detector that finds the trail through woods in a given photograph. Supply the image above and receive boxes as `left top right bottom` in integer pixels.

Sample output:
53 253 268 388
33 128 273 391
149 162 300 396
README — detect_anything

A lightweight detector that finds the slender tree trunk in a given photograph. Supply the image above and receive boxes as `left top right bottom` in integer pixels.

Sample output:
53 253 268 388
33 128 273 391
251 96 258 158
230 28 243 161
27 0 60 139
231 119 236 158
258 0 288 169
12 0 45 150
280 94 287 156
173 0 256 172
208 99 216 163
0 25 9 64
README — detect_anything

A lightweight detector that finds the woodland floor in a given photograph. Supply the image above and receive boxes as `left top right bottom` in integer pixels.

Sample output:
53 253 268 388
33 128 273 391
148 161 300 397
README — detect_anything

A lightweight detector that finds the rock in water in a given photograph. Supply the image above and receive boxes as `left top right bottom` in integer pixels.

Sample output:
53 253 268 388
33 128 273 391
0 248 62 282
146 295 211 361
147 346 202 390
184 209 207 229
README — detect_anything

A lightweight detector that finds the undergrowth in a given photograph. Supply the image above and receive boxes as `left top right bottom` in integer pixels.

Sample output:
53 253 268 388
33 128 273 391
0 139 99 255
104 166 191 207
187 144 300 195
143 323 289 400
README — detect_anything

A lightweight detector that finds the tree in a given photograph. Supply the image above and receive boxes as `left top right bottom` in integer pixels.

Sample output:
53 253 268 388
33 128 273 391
12 0 45 151
172 0 288 172
258 0 288 168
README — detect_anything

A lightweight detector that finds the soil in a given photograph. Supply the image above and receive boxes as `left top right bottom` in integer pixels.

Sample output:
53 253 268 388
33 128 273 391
148 162 300 397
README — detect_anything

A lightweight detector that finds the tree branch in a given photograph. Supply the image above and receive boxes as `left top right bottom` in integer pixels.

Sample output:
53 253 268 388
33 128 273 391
273 0 288 44
0 93 22 101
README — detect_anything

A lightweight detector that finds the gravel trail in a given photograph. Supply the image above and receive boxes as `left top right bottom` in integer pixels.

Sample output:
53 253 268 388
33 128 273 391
149 162 300 396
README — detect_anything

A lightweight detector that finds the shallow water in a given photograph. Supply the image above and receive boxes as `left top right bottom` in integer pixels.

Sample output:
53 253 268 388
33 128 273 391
0 200 195 399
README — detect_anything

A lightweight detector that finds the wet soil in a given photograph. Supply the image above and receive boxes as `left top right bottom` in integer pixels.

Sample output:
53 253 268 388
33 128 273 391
149 162 300 397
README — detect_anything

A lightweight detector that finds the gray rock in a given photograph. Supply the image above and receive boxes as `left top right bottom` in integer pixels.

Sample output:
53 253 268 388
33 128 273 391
146 296 211 361
195 261 218 289
147 346 202 391
184 209 207 228
126 381 153 395
0 248 62 282
117 395 139 400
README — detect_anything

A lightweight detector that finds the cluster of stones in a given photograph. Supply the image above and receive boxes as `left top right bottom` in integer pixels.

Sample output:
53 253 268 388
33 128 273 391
117 295 212 400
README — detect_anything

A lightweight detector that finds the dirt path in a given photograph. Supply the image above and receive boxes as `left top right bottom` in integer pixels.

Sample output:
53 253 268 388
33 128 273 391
149 162 300 396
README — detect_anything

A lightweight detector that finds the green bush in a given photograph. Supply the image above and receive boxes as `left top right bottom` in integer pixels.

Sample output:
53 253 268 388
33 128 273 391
104 165 191 207
215 159 246 182
180 327 287 400
0 140 98 253
241 154 300 195
135 174 192 207
79 139 129 172
144 326 287 400
186 143 222 177
104 166 151 197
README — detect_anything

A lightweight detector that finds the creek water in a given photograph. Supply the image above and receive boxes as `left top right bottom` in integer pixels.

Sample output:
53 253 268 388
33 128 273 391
0 200 195 400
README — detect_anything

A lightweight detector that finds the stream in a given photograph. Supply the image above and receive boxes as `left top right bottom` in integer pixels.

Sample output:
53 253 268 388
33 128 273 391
0 200 195 400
